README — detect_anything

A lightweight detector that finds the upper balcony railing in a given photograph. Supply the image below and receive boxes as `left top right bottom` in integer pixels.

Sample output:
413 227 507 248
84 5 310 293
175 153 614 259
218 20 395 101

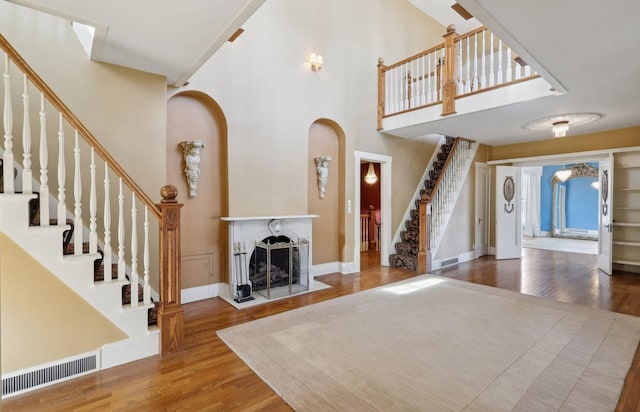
377 25 540 130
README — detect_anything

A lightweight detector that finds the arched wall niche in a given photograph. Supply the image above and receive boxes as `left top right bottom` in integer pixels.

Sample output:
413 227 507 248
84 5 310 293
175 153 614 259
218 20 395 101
167 90 230 294
307 118 346 264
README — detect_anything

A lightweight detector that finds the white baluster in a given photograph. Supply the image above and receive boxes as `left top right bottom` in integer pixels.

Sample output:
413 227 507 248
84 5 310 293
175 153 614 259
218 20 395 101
440 48 446 99
489 32 495 87
89 148 98 254
481 30 486 89
427 53 432 104
38 93 49 226
385 71 391 114
103 163 112 282
506 47 512 83
525 64 531 77
457 41 463 94
3 53 15 194
420 56 426 106
497 39 503 84
117 178 125 281
57 113 66 226
472 33 479 91
465 36 471 94
130 193 139 307
73 131 82 255
403 64 409 110
22 74 32 193
143 206 150 305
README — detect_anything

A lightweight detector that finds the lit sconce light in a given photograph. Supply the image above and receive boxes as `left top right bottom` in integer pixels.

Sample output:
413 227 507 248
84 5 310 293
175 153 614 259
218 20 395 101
309 53 323 72
591 181 600 190
364 162 378 185
552 121 570 138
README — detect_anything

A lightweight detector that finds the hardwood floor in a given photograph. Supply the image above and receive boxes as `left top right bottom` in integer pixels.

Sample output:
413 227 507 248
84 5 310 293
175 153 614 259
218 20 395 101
3 248 640 411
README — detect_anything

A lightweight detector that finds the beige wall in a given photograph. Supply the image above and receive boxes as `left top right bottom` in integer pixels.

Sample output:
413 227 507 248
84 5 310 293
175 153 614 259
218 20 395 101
308 121 340 264
179 0 445 263
0 233 126 373
490 126 640 161
436 144 491 260
167 93 228 286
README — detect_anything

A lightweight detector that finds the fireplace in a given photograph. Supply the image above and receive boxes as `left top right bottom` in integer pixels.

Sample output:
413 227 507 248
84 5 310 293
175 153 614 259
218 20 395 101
250 235 309 299
220 215 317 303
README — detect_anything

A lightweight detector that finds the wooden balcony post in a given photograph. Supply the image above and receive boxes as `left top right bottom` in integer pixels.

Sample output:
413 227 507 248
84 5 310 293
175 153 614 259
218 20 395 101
418 192 429 273
377 57 386 131
157 185 184 355
441 24 458 116
368 205 377 251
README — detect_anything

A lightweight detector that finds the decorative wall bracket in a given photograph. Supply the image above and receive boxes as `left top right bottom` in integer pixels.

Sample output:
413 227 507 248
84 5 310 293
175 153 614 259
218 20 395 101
314 156 332 199
179 140 205 198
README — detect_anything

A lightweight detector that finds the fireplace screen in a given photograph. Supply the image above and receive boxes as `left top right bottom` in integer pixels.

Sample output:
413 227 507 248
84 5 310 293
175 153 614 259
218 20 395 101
250 236 309 299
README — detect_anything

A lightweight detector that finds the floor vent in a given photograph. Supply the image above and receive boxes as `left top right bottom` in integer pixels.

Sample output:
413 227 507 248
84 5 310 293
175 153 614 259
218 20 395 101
441 257 459 267
2 351 100 398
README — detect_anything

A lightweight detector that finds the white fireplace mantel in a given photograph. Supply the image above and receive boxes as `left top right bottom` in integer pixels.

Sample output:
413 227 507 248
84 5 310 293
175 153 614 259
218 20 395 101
220 215 319 306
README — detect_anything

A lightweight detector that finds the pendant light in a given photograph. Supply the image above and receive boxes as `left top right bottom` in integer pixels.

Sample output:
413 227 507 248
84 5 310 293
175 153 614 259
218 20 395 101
364 162 378 185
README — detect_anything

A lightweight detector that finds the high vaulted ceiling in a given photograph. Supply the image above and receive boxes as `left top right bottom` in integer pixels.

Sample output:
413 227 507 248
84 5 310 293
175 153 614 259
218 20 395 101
7 0 640 145
7 0 265 87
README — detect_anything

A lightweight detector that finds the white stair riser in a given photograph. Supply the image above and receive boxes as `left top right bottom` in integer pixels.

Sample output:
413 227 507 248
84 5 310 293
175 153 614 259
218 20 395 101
0 195 158 353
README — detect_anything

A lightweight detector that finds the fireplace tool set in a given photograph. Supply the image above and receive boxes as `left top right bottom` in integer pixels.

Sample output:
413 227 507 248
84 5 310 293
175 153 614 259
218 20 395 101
233 241 254 303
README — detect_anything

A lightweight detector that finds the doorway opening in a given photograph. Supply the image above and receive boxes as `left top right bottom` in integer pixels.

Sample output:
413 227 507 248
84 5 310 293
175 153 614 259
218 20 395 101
354 151 392 271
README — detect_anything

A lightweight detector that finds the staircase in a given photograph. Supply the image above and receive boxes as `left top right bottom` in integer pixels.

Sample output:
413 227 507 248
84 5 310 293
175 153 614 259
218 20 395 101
390 137 476 271
0 33 182 388
0 164 160 369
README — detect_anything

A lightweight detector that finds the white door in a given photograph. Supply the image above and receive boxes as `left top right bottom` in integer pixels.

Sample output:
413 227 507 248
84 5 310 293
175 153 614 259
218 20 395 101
496 165 522 259
475 163 490 257
597 156 614 275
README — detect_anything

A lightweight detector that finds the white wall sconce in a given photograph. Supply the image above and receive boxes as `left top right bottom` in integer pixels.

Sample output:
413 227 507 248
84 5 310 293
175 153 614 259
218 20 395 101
309 53 323 72
314 156 332 198
179 140 205 198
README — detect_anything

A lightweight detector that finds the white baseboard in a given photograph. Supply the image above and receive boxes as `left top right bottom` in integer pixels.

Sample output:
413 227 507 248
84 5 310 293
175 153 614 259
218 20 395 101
311 262 340 278
489 246 496 255
340 261 359 274
181 283 225 304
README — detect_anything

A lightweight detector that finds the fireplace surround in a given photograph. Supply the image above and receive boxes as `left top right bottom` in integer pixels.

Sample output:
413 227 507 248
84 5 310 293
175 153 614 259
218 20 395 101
221 215 317 304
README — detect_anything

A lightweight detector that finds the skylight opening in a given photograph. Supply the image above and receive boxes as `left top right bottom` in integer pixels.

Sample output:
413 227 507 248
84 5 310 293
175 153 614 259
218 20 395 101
71 21 96 57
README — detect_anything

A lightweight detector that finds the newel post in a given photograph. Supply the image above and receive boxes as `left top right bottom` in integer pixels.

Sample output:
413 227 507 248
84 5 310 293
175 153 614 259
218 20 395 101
157 185 184 355
441 24 458 116
418 192 429 273
377 57 386 131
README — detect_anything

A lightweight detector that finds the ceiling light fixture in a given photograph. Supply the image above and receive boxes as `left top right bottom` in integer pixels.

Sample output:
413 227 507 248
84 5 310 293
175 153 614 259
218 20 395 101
364 162 378 185
523 113 602 138
552 120 569 137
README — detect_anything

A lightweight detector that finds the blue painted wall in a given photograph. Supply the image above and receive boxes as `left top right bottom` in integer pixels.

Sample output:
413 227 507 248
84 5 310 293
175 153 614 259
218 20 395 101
540 164 598 232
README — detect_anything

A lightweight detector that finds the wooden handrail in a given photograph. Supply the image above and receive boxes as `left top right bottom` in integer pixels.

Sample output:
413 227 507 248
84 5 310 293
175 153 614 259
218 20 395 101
381 43 446 72
453 26 486 43
0 34 161 219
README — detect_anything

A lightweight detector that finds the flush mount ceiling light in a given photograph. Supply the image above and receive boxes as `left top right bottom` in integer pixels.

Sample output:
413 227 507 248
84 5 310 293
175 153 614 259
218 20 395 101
523 113 602 137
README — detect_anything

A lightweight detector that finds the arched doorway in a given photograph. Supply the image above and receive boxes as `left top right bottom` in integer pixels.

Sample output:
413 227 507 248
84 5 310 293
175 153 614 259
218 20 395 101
307 119 345 274
167 91 229 302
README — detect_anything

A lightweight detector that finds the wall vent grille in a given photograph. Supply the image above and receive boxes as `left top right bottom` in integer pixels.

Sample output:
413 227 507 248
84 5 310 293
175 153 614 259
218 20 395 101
2 352 99 398
441 257 459 267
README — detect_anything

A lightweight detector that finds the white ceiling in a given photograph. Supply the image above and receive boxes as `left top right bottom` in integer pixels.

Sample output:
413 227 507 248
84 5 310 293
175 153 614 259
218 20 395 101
8 0 265 87
409 0 640 145
8 0 640 146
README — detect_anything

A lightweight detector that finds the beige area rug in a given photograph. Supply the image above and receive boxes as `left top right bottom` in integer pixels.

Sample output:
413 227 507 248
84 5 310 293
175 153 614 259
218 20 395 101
217 276 640 411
